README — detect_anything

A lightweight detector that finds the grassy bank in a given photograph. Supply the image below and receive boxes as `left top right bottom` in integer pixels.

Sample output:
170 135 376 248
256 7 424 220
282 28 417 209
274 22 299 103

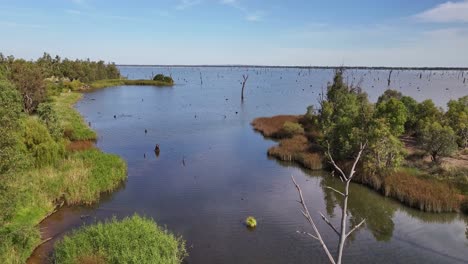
252 115 466 213
90 79 174 89
0 92 127 264
54 215 186 264
252 116 324 170
53 92 97 141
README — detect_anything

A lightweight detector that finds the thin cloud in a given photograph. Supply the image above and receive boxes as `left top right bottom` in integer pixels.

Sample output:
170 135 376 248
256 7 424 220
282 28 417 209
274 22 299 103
176 0 202 10
415 0 468 23
220 0 265 22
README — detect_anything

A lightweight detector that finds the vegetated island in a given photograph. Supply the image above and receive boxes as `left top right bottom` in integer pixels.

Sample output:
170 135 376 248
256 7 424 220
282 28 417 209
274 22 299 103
0 53 184 263
253 69 468 214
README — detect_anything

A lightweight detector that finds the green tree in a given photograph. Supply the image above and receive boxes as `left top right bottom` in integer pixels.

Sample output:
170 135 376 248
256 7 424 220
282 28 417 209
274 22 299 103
319 69 373 160
400 95 418 133
0 81 26 175
364 119 405 174
375 98 408 136
415 99 443 133
446 96 468 148
419 122 457 163
376 89 403 105
9 61 46 114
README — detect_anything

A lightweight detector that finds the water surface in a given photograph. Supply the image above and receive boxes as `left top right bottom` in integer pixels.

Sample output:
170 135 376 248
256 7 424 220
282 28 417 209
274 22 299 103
30 67 468 264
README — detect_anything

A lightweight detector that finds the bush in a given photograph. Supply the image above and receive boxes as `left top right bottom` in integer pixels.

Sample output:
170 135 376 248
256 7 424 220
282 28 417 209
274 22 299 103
22 117 64 168
281 122 304 137
0 81 26 175
54 215 187 264
153 74 174 84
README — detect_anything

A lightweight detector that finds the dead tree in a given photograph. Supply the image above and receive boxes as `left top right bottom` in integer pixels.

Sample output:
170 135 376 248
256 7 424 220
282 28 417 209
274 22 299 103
292 141 367 264
387 70 393 87
241 74 249 101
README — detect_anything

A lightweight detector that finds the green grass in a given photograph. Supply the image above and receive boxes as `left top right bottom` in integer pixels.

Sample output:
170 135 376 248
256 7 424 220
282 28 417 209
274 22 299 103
0 92 127 263
54 215 186 264
91 79 174 89
0 149 127 263
53 92 97 141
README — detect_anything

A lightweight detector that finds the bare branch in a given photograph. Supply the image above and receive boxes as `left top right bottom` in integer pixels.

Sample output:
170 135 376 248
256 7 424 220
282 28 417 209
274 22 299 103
326 141 347 181
346 219 366 238
348 141 367 181
325 186 345 197
319 212 340 236
291 176 336 264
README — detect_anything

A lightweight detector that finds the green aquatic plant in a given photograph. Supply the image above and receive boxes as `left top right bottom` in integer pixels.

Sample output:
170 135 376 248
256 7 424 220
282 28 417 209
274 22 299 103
245 216 257 228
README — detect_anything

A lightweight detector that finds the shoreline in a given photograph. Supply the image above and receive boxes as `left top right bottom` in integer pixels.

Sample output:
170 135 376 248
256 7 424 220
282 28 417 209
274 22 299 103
23 91 128 263
252 115 468 214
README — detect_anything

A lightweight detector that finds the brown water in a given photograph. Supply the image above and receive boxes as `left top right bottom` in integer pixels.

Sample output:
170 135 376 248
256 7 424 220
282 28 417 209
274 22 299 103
29 67 468 264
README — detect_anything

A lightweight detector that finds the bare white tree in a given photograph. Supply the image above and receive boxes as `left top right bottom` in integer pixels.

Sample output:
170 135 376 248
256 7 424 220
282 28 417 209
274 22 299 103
292 141 367 264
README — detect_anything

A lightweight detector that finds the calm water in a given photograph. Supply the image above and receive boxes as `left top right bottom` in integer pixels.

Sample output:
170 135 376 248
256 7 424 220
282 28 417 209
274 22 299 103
30 67 468 264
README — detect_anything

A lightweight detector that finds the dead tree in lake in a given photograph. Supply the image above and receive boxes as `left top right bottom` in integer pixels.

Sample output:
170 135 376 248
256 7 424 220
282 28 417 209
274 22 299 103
387 69 393 87
292 141 367 264
241 74 249 101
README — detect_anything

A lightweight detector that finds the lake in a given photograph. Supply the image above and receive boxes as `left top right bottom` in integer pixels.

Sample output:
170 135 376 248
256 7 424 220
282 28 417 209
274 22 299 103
29 67 468 264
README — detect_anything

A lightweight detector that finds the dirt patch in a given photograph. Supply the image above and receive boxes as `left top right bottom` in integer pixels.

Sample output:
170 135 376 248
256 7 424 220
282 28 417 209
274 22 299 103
66 140 95 152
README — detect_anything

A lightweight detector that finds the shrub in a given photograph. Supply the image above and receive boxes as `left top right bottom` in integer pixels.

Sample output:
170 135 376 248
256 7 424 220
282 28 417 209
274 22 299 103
22 117 64 168
54 215 187 264
153 74 165 81
0 81 26 175
280 122 304 137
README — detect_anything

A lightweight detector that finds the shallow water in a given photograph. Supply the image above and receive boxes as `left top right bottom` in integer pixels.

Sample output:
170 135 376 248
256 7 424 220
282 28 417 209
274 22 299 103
29 67 468 264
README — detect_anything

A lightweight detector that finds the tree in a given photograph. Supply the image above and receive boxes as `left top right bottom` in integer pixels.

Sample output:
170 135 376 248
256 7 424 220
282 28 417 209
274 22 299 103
364 119 405 174
9 61 46 114
376 89 402 105
292 142 367 264
415 99 443 134
446 96 468 148
241 74 248 101
375 98 408 136
319 69 373 160
400 95 418 133
0 81 26 175
419 122 457 163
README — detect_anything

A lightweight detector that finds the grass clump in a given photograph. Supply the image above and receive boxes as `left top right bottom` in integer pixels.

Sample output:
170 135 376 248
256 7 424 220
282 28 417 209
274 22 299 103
383 169 460 212
90 79 174 89
268 135 324 170
53 92 97 141
54 215 187 264
252 115 300 138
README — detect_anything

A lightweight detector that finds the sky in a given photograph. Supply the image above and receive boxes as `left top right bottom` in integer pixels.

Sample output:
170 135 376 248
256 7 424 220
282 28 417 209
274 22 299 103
0 0 467 66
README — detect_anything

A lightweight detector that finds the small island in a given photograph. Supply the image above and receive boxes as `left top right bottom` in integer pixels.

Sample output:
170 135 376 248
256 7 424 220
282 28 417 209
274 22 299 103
253 69 468 214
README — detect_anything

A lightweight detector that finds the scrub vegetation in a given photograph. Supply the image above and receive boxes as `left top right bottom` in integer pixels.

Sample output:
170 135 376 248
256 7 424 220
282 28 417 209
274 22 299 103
54 215 187 264
253 69 468 213
0 53 183 263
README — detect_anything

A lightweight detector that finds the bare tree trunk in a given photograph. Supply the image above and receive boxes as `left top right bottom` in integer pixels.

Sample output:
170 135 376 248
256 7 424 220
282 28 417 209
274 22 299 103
387 70 393 87
241 74 248 101
292 142 367 264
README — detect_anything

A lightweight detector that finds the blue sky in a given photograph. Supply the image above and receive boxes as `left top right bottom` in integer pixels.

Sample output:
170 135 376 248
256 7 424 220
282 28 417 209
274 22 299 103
0 0 467 66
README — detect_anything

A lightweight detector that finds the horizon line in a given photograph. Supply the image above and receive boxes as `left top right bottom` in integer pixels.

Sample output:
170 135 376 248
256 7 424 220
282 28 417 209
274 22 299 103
116 64 468 71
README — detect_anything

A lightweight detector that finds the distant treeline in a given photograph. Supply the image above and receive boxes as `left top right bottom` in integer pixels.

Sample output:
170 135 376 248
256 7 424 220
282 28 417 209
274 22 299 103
0 52 121 113
0 52 120 82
